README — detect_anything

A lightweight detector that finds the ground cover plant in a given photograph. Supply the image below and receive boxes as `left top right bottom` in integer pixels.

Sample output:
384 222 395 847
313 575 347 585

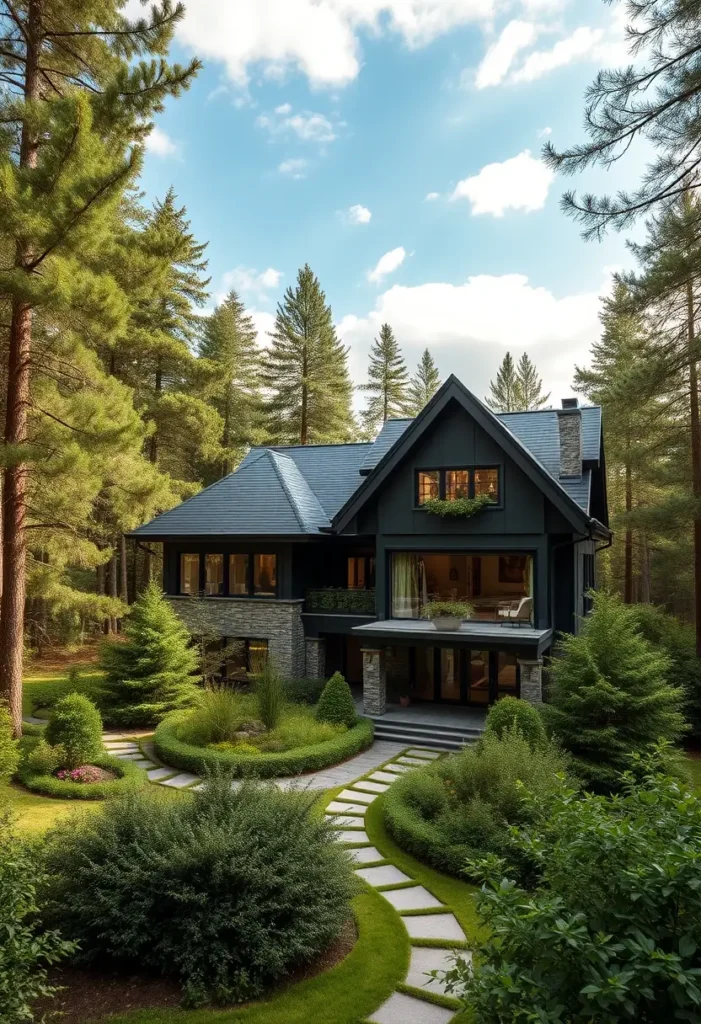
442 747 701 1022
383 727 569 877
41 776 359 1008
545 592 686 791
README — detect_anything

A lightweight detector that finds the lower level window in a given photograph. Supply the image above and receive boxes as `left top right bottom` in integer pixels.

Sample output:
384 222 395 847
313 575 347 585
180 553 199 595
224 638 269 682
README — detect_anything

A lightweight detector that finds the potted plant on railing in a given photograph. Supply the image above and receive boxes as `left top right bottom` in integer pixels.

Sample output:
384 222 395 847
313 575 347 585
425 600 473 632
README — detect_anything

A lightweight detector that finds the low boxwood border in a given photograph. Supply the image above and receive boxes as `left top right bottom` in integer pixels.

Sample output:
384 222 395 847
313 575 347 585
155 714 374 779
382 769 468 877
17 752 147 800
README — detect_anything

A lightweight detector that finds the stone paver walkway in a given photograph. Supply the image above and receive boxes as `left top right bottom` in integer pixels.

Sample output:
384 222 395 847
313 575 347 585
322 745 468 1024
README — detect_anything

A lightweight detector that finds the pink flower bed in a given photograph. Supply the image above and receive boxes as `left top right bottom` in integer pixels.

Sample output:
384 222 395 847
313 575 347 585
55 765 117 784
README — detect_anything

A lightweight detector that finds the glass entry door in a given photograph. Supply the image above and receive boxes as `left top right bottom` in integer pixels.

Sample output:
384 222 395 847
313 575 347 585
413 647 516 706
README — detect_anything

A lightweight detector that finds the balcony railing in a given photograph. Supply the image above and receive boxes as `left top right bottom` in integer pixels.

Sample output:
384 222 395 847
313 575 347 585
306 587 376 616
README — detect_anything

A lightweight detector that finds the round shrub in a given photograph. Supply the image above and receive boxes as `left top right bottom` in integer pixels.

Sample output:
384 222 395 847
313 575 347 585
485 696 546 748
155 713 373 779
18 751 146 800
45 693 102 769
315 672 356 728
42 777 359 1006
26 737 65 776
0 703 20 782
383 730 570 877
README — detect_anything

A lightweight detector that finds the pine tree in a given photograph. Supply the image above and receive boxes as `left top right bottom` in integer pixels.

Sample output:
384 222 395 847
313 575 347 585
544 591 686 792
99 582 199 726
407 348 441 416
360 323 410 436
199 289 262 477
262 264 354 445
0 0 200 734
486 352 520 412
515 353 550 410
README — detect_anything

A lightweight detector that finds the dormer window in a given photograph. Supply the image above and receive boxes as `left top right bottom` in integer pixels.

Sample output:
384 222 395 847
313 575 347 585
416 467 500 506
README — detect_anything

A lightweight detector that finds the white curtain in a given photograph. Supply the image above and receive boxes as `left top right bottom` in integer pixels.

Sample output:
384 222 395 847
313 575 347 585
392 553 420 618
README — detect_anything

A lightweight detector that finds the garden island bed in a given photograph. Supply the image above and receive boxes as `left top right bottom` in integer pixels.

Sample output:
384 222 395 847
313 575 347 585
18 751 146 800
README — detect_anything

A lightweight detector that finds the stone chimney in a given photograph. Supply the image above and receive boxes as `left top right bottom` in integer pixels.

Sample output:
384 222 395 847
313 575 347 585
557 398 582 477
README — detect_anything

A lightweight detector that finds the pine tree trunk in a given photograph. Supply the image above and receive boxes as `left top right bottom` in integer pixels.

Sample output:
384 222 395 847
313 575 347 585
120 534 128 606
0 0 41 736
149 355 162 465
686 278 701 656
96 562 108 634
640 533 651 605
624 445 633 604
109 548 118 633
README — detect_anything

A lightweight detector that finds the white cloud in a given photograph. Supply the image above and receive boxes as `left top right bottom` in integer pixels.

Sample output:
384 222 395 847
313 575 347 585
338 271 608 410
537 125 552 137
512 7 631 83
258 106 337 142
145 125 178 157
347 204 372 224
172 0 499 89
475 20 540 89
278 157 309 178
451 149 554 216
249 309 276 349
221 266 283 301
368 246 407 283
425 191 440 201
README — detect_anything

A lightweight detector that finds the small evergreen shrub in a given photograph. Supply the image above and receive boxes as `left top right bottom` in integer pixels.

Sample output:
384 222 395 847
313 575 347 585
256 661 285 731
42 777 358 1006
544 591 687 791
26 738 65 776
485 696 546 748
284 677 327 705
0 811 76 1024
0 703 20 782
315 672 357 728
45 693 102 770
99 582 199 726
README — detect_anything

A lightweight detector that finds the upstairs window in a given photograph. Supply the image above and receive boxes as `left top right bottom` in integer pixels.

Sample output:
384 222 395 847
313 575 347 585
474 468 499 502
417 470 440 505
416 467 500 506
228 554 249 596
347 555 376 590
254 554 277 596
205 554 224 596
445 469 469 501
180 553 200 595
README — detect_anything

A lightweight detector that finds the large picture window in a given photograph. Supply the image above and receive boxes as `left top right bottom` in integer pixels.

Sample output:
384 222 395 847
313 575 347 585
416 466 500 506
179 551 277 598
180 553 200 595
391 551 532 619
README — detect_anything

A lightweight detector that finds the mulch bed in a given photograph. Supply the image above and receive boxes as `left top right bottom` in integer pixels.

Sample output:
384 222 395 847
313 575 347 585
36 918 357 1023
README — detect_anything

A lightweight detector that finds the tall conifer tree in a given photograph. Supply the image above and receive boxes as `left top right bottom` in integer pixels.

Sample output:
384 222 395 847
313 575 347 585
407 348 441 415
516 353 550 410
0 0 199 734
360 323 409 436
486 352 520 411
262 264 354 445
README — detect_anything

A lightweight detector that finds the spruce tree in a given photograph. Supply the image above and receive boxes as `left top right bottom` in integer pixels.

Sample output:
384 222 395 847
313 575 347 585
407 348 441 415
262 264 354 445
515 353 550 410
199 289 262 477
100 582 199 726
544 591 686 792
485 352 520 412
0 0 199 734
360 323 410 436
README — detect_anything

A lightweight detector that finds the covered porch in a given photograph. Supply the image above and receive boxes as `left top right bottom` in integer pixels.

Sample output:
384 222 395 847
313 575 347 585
352 618 552 715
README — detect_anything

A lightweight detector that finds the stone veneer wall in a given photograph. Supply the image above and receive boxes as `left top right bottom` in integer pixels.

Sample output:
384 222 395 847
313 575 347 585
168 597 305 679
362 648 387 716
557 409 582 477
518 658 543 705
304 637 326 679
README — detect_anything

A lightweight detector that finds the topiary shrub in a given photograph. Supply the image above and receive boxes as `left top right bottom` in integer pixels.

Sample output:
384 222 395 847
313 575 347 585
315 672 356 728
0 703 20 782
45 693 102 770
42 776 358 1007
99 581 199 726
485 696 546 748
0 811 76 1024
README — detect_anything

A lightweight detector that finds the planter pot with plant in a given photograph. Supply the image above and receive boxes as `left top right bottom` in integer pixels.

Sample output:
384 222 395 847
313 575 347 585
426 601 473 632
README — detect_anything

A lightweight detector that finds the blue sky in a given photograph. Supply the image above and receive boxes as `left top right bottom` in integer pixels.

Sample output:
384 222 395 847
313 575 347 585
129 0 641 410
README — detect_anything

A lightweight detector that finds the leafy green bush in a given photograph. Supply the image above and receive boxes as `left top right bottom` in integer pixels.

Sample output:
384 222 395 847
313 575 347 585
42 777 358 1006
0 703 20 782
629 603 701 739
156 713 373 779
425 600 474 620
0 811 76 1024
442 748 701 1022
99 581 199 726
284 677 327 705
18 749 146 800
315 672 357 728
256 661 285 731
485 696 546 748
544 592 686 792
422 494 494 518
26 738 65 776
45 692 102 770
383 729 570 877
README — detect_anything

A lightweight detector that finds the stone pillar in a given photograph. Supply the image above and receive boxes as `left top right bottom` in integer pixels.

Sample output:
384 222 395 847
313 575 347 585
304 637 326 679
362 647 387 716
518 658 543 705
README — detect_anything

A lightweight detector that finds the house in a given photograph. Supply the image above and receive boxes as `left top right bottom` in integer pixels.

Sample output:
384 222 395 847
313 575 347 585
131 375 610 721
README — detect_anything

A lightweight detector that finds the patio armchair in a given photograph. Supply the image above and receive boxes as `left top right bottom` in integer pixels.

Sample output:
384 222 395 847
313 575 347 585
497 596 533 627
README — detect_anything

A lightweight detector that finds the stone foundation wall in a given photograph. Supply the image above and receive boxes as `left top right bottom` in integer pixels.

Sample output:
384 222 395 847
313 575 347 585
518 658 543 704
168 597 305 679
362 647 387 716
304 637 326 679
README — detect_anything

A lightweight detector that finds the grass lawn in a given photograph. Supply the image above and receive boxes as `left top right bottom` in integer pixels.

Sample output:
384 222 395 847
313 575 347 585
83 888 409 1024
1 777 102 833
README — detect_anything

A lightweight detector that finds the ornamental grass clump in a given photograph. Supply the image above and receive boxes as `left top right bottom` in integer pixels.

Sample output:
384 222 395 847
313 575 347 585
45 692 102 769
256 661 285 731
315 672 357 728
41 775 358 1007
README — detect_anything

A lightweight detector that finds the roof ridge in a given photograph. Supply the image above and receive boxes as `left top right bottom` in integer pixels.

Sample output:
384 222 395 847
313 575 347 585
265 450 308 533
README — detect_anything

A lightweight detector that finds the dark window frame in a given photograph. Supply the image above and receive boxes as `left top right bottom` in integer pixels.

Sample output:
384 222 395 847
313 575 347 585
415 466 502 507
347 555 376 590
177 551 278 599
222 637 269 682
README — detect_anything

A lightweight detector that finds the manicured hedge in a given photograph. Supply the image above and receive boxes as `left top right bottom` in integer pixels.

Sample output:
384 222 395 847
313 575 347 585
382 771 467 876
17 751 147 800
155 713 374 779
23 674 106 715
